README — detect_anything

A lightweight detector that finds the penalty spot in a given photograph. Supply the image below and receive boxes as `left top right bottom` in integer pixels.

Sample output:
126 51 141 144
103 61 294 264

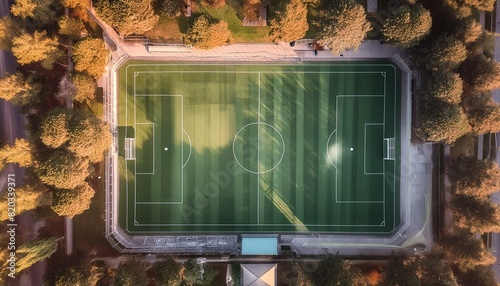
350 148 354 151
164 147 168 151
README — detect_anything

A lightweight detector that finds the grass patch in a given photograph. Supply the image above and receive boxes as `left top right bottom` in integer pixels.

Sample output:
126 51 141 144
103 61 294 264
73 164 117 256
200 3 271 42
148 3 271 43
144 15 184 43
86 87 104 119
305 4 319 39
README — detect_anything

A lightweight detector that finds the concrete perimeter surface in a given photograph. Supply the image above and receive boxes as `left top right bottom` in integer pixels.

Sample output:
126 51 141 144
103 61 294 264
88 7 434 257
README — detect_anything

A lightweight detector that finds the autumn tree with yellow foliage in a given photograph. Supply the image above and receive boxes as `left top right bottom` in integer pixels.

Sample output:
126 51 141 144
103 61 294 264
269 0 308 43
314 0 371 55
186 14 232 49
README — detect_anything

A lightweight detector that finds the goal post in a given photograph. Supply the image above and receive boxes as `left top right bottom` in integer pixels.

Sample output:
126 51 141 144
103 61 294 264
125 138 136 160
384 138 395 160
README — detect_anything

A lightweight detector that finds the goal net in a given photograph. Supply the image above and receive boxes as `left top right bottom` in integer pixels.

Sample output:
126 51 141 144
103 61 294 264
384 138 395 160
125 138 136 160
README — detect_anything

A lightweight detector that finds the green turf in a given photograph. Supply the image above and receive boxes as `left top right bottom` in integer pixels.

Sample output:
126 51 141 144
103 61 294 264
117 61 401 234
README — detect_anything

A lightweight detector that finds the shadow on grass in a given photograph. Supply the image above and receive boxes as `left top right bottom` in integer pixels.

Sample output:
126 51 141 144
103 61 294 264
177 14 190 34
73 163 118 257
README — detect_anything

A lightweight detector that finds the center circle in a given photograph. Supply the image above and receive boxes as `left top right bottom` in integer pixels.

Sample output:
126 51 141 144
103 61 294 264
232 122 285 174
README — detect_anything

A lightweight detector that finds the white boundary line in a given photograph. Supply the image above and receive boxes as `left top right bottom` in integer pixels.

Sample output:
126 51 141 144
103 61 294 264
123 65 399 230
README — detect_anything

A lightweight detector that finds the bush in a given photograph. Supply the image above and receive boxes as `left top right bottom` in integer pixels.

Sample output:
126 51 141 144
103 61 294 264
161 0 180 18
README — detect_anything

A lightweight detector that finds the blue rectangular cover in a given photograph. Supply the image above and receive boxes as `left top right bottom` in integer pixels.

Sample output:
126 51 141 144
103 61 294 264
241 237 278 255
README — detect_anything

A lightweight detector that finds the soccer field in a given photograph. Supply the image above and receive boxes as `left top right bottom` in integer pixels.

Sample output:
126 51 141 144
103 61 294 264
117 61 401 234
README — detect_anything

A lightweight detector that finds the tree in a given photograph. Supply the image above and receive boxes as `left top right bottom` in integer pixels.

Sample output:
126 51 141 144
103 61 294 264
381 3 431 48
52 260 103 286
16 237 59 273
412 36 467 72
58 15 85 39
441 229 496 271
68 111 111 163
459 53 500 93
11 0 36 19
269 0 309 43
161 0 180 19
416 257 458 286
36 150 89 189
72 38 108 78
0 181 52 221
463 94 500 134
421 71 463 104
94 0 158 36
310 255 356 286
441 229 496 270
0 138 33 167
61 0 89 8
183 258 217 286
12 31 60 65
416 100 470 144
469 31 495 58
281 262 313 286
51 182 95 217
0 16 22 50
155 257 182 286
40 108 70 148
114 259 149 286
454 17 483 44
450 0 495 11
30 0 59 27
72 73 97 103
380 256 420 286
448 157 500 197
0 72 41 106
456 266 498 286
186 14 232 49
451 194 500 233
314 0 371 55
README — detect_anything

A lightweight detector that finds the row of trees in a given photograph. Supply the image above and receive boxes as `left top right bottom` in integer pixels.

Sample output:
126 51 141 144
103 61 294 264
0 0 111 281
0 0 110 217
268 0 431 54
412 1 500 143
39 252 498 285
44 257 218 286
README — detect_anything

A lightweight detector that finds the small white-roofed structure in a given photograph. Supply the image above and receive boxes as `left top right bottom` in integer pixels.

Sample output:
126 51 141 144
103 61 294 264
240 264 277 286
